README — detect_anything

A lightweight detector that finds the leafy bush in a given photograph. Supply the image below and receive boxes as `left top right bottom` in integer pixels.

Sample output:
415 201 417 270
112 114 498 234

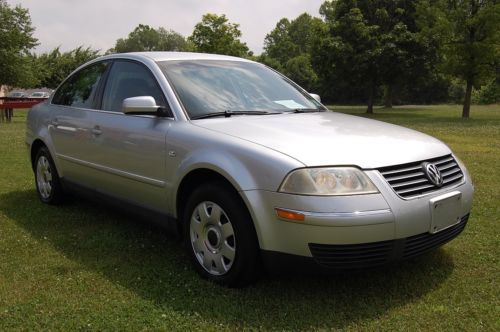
472 79 500 104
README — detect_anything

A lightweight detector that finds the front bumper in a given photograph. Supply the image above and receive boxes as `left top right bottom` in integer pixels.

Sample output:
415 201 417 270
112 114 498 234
261 213 469 272
308 213 469 269
241 170 474 259
261 214 469 272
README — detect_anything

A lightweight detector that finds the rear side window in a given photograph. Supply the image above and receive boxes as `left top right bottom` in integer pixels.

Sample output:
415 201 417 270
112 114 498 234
101 61 166 112
52 62 108 108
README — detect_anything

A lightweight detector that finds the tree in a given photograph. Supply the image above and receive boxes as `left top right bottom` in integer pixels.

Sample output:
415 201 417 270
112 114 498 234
417 0 500 118
110 24 188 53
30 46 100 88
284 54 319 90
0 0 38 88
264 18 297 65
188 14 250 57
313 2 381 113
313 0 436 112
256 54 284 72
262 13 326 91
361 1 438 108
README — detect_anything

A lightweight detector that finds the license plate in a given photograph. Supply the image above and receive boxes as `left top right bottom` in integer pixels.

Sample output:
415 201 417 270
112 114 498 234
429 191 462 234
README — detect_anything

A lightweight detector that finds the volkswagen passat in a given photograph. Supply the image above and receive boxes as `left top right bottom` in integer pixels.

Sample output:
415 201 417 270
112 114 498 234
26 52 474 286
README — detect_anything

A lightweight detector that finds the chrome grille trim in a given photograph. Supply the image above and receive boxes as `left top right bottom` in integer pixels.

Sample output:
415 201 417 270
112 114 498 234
378 155 464 199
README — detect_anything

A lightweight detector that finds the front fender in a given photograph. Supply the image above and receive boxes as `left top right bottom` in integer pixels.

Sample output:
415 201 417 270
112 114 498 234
166 124 305 216
175 148 258 193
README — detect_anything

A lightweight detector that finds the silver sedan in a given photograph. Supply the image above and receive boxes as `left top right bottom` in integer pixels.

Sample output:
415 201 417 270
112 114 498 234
26 52 474 287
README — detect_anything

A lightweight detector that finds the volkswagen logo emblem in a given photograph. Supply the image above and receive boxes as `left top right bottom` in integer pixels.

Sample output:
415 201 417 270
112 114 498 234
422 162 443 187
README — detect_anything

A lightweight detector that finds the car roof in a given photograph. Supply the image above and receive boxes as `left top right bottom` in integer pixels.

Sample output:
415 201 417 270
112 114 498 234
65 52 258 93
99 51 253 63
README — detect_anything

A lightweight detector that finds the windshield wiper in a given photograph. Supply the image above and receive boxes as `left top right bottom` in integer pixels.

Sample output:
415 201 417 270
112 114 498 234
191 110 273 120
292 108 325 113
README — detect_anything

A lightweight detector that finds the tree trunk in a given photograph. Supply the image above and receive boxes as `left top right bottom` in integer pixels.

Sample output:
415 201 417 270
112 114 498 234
366 84 374 114
384 85 393 108
462 79 473 118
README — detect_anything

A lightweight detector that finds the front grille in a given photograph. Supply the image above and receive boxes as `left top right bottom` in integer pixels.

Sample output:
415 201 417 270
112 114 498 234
378 154 464 198
309 214 469 269
308 240 394 269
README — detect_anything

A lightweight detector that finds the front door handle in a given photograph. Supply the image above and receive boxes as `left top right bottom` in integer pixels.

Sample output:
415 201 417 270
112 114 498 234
91 126 102 136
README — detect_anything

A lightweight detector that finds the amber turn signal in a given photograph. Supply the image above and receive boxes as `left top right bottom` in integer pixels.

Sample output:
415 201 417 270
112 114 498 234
275 208 305 222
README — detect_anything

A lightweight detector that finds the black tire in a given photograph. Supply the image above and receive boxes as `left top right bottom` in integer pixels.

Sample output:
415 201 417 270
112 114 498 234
183 181 260 287
34 146 65 204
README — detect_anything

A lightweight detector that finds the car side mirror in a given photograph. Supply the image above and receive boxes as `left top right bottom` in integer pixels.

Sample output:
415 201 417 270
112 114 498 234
309 93 321 103
122 96 160 115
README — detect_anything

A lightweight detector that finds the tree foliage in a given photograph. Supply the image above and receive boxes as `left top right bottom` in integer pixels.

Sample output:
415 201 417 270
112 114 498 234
312 0 436 113
30 46 100 88
263 18 295 65
189 14 250 57
0 0 38 87
313 2 379 112
417 0 500 117
264 14 325 64
472 77 500 104
262 13 326 91
283 54 319 90
110 24 188 53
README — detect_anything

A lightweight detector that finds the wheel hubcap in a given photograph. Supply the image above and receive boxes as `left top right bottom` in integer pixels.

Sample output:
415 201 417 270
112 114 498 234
36 156 52 199
190 201 236 276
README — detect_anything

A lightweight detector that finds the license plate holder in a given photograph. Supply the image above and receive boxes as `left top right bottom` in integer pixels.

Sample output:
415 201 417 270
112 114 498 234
429 191 462 234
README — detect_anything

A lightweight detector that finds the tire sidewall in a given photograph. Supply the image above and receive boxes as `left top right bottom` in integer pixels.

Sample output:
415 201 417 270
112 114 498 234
34 147 62 204
183 182 259 287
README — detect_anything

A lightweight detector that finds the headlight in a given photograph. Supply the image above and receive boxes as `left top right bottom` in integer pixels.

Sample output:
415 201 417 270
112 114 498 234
279 167 379 196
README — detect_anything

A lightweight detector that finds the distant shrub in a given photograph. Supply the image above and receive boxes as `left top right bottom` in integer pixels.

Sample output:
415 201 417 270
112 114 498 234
472 79 500 104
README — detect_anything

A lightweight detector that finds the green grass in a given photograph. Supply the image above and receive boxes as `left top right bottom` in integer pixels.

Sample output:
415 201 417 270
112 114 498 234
1 105 499 331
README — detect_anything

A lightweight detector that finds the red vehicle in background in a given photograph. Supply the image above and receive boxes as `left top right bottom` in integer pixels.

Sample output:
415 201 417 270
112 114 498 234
1 91 49 122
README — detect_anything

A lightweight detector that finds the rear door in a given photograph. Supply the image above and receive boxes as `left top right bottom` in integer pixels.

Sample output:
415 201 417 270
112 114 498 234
48 61 110 184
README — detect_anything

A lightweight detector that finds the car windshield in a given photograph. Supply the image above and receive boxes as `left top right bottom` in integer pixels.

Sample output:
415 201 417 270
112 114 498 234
158 60 324 119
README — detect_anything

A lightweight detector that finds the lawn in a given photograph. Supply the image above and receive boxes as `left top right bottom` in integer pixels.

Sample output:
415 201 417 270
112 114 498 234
0 105 498 331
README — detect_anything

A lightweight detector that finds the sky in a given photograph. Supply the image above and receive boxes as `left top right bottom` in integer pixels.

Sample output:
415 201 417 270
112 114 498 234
7 0 325 55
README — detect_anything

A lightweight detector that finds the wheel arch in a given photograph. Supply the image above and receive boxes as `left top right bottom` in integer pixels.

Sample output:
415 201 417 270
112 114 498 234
176 168 243 223
175 168 261 245
30 139 48 170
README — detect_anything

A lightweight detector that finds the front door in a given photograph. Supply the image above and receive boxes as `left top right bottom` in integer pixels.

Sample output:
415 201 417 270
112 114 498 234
83 60 172 214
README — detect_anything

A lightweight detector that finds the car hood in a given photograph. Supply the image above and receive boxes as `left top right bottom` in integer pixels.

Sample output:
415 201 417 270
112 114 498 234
192 111 451 168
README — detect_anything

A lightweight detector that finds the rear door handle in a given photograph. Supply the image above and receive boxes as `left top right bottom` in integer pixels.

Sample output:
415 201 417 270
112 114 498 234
91 126 102 136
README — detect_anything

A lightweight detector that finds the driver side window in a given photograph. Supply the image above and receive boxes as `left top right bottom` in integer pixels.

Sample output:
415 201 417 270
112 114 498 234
102 61 167 113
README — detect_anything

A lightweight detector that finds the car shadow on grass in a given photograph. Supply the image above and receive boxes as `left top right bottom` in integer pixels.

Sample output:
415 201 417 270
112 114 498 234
1 189 456 330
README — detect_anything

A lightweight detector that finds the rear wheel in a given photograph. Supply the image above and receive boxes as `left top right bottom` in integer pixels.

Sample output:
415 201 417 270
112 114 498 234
184 182 260 287
34 147 64 204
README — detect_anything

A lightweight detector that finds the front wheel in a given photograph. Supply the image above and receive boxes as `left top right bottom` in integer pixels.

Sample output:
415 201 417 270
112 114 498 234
184 182 260 287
